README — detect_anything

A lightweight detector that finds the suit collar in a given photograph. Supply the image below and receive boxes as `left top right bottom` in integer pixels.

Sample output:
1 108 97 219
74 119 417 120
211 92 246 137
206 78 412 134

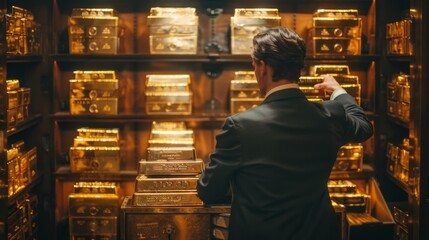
262 88 306 104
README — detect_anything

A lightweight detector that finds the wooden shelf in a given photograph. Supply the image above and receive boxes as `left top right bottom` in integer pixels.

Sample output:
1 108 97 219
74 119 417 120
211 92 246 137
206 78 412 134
6 114 43 137
56 0 374 15
386 55 412 62
51 54 379 64
6 55 43 63
329 164 375 180
50 112 228 123
386 171 414 196
8 175 42 207
54 166 137 181
387 115 409 129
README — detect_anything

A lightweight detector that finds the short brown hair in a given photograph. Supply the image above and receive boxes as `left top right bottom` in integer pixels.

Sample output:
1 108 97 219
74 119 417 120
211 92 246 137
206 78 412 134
252 27 306 82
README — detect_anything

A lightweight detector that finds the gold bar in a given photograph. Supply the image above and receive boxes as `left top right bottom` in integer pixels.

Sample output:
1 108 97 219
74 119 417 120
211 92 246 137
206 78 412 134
6 79 20 91
150 7 196 16
70 79 118 99
150 130 194 140
69 147 120 172
134 175 198 192
70 98 118 115
230 80 259 90
146 147 196 161
77 128 119 139
313 9 359 18
328 180 357 194
234 8 279 17
73 137 119 147
69 216 118 235
148 138 194 147
73 70 116 80
69 193 119 217
138 159 204 176
298 76 324 86
310 65 350 75
147 16 198 26
73 181 117 194
146 74 190 85
231 17 281 27
71 8 118 17
132 192 203 206
151 121 187 130
234 71 255 80
149 36 197 54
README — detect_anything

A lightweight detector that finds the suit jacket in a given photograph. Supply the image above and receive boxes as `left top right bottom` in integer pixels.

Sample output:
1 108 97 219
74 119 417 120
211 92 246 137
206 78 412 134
197 88 373 240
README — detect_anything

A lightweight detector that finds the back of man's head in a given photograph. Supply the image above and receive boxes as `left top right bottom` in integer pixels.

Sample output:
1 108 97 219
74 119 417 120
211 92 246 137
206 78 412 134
252 27 306 83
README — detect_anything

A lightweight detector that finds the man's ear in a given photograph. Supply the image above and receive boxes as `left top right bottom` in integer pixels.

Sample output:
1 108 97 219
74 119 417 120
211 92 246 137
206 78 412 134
259 60 267 76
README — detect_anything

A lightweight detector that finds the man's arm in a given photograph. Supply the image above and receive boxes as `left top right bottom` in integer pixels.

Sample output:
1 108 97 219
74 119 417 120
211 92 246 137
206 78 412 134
314 75 373 144
197 117 242 204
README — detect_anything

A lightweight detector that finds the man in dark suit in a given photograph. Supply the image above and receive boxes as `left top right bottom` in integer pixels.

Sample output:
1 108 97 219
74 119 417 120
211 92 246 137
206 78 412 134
197 27 373 240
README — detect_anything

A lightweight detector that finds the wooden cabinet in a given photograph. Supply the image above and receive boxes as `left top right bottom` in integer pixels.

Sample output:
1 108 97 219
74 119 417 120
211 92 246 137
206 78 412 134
0 1 50 239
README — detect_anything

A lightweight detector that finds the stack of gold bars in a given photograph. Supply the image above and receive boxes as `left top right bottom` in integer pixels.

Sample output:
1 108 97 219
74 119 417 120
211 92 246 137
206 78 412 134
69 8 120 54
69 128 120 173
387 73 410 122
386 18 413 55
5 6 41 55
133 121 203 206
145 74 192 115
5 79 30 128
309 9 362 56
148 7 198 55
7 194 38 240
6 140 37 197
230 8 281 54
328 180 379 228
69 70 118 115
69 182 119 240
300 64 361 104
393 206 409 240
230 71 263 114
386 138 411 186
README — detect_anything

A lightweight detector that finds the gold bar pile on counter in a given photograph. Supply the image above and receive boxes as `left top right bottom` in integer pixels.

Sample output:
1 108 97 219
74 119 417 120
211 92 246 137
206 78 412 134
6 6 42 55
387 73 410 122
230 71 264 114
7 194 38 240
145 74 192 115
6 140 37 197
231 8 281 55
133 121 203 206
69 182 119 240
5 79 30 128
393 206 409 240
328 180 370 213
308 9 362 56
386 19 413 55
69 8 119 54
69 127 120 173
300 64 361 105
148 7 198 54
386 138 411 186
70 70 118 115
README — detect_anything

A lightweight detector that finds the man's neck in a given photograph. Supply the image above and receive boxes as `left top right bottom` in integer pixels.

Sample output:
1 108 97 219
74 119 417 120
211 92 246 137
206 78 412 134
264 80 299 98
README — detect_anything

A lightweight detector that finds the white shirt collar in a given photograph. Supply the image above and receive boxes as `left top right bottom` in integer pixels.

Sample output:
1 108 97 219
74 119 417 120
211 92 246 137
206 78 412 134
264 83 300 98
